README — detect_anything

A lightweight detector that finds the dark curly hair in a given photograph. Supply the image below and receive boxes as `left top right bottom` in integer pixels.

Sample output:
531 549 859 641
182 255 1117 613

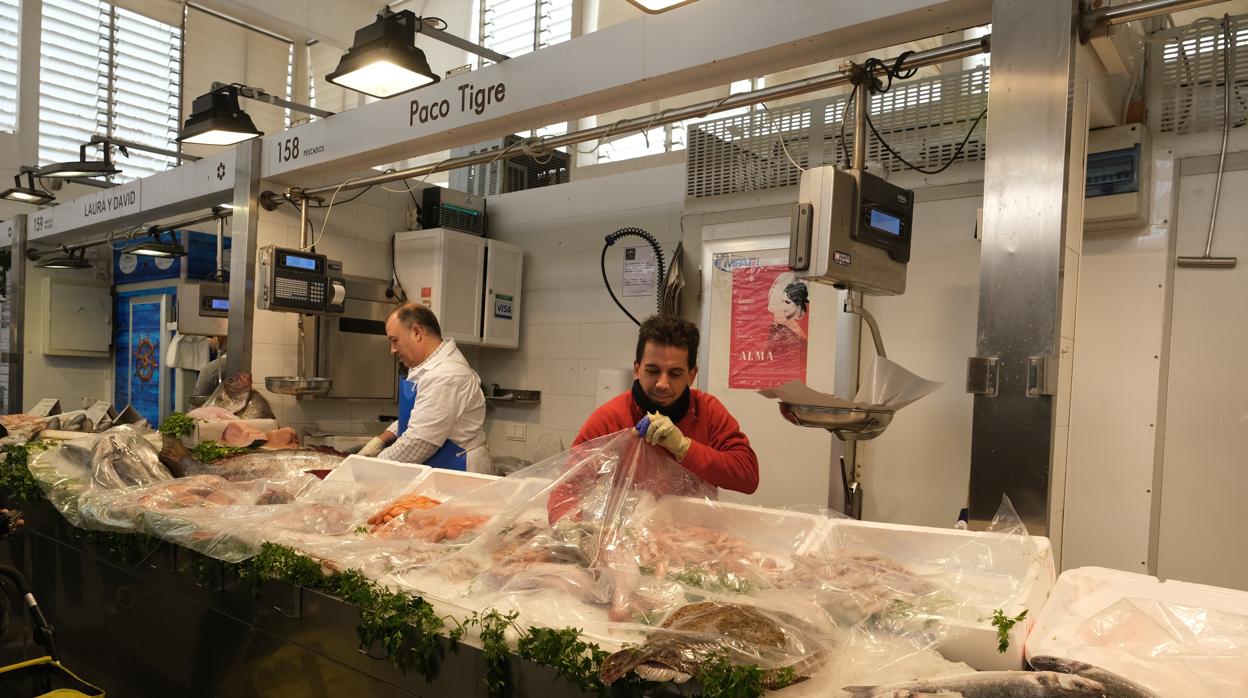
783 281 809 313
635 314 700 368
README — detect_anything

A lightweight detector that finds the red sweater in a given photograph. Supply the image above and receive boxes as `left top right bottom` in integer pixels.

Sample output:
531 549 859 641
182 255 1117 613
548 390 759 522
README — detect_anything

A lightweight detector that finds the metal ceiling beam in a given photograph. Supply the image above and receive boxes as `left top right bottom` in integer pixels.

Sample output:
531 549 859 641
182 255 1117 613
293 37 991 198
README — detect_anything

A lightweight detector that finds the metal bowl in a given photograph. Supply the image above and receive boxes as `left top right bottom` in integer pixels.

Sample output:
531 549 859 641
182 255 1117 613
777 402 895 441
265 376 333 397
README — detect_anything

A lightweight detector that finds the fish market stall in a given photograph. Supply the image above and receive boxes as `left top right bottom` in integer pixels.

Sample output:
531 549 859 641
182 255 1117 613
0 420 1097 698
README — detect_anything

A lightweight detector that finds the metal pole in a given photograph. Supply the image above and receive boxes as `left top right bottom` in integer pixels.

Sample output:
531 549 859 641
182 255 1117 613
225 139 261 378
851 79 869 171
418 24 511 64
91 135 201 162
24 210 230 262
967 0 1082 535
297 37 991 198
1096 0 1226 27
215 215 226 281
6 215 26 412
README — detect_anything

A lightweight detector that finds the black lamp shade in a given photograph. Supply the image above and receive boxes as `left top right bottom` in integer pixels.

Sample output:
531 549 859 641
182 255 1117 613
0 173 54 205
36 160 120 178
327 9 439 98
179 87 263 146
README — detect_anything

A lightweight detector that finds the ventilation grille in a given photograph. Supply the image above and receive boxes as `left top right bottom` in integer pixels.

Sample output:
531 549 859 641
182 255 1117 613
1150 14 1248 135
687 67 990 199
450 135 570 197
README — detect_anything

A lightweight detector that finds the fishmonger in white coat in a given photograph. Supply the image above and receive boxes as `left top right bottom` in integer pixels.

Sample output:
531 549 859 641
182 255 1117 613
358 303 491 473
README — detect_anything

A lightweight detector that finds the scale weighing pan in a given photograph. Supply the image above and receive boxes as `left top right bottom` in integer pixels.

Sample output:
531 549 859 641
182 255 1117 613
777 402 894 441
266 376 333 397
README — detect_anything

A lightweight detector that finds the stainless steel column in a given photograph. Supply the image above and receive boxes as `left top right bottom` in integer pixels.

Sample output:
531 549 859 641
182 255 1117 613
967 0 1081 533
225 139 262 378
6 215 26 412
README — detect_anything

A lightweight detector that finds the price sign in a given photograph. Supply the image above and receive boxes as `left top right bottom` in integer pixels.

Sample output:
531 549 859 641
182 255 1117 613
29 398 61 417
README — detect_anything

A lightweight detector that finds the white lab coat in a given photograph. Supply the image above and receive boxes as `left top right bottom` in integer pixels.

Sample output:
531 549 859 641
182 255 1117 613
384 339 491 473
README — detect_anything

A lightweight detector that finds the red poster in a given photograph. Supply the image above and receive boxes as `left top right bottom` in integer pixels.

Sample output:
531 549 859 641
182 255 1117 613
729 265 810 389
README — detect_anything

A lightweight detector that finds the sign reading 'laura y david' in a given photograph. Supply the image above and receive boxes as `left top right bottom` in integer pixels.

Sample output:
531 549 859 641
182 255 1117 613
82 185 139 218
64 180 142 232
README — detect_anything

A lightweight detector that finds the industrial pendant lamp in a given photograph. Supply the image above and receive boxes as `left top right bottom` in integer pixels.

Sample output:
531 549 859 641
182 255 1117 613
327 7 439 99
0 171 55 205
36 142 121 179
32 246 91 270
122 230 187 258
624 0 700 12
178 85 263 146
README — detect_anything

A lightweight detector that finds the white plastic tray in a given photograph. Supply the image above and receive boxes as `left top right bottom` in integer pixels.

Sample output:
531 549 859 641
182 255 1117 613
808 517 1055 671
1027 566 1248 697
644 495 828 566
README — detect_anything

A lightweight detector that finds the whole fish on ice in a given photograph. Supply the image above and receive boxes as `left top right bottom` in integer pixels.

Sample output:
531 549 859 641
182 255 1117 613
844 670 1108 697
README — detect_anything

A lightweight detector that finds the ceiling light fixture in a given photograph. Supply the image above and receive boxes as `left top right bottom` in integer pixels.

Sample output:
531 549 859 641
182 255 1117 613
122 230 187 258
178 85 264 146
36 142 122 179
625 0 700 13
327 7 442 98
0 171 55 205
28 246 91 270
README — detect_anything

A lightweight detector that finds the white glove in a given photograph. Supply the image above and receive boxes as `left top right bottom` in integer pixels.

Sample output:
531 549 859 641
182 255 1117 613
641 412 691 461
358 436 386 458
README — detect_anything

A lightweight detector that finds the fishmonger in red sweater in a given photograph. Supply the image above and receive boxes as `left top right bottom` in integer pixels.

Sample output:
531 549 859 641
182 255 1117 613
548 315 759 522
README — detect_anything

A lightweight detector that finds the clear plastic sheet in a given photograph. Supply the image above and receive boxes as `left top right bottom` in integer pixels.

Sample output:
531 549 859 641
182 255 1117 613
24 426 1047 688
381 432 1040 687
1027 565 1233 695
1068 598 1248 696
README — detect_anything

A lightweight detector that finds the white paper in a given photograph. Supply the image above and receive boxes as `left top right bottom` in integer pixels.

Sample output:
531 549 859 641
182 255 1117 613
759 357 943 411
621 245 655 298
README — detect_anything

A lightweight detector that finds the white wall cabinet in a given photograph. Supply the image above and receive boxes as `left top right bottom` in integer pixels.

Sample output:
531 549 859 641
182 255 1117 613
393 228 523 348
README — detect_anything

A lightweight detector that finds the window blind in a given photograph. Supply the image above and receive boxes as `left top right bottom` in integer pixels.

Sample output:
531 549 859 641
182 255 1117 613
0 0 18 133
112 6 181 179
39 0 182 181
39 0 108 170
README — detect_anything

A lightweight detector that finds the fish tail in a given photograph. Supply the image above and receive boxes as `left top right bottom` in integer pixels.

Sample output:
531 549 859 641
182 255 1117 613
158 434 201 476
599 648 645 685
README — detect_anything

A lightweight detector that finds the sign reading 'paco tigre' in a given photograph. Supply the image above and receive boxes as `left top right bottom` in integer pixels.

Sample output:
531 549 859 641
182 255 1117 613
410 81 506 126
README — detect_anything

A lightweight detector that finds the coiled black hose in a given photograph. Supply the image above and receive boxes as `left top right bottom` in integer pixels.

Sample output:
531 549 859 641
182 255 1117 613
601 227 666 326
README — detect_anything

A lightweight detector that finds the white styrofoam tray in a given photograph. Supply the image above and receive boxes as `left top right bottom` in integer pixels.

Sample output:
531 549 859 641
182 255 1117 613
186 419 278 446
324 454 430 483
1026 566 1248 697
808 517 1055 671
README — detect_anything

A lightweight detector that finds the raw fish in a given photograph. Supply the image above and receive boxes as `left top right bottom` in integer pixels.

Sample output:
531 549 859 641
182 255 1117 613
159 434 344 482
600 601 817 689
843 670 1107 697
220 421 268 448
261 427 299 450
204 373 275 419
186 406 239 421
1030 656 1160 698
91 428 175 489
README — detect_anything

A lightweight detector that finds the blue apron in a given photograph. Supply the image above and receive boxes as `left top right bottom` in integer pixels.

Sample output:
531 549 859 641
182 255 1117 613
398 378 467 471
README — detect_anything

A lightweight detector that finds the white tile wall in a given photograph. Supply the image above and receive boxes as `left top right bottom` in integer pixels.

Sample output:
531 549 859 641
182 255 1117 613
246 176 413 437
473 164 686 462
